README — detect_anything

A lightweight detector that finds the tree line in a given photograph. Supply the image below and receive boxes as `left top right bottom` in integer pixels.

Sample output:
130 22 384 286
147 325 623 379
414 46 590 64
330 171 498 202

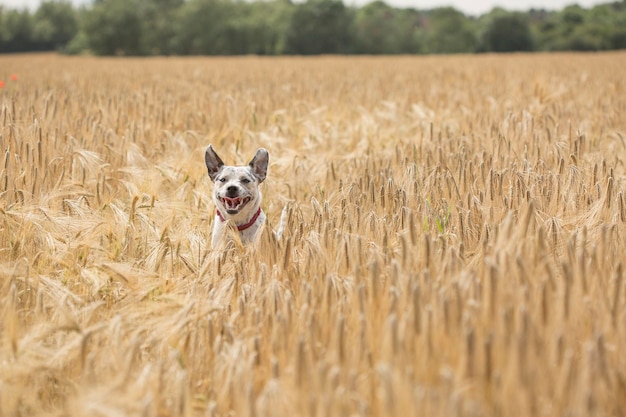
1 0 625 55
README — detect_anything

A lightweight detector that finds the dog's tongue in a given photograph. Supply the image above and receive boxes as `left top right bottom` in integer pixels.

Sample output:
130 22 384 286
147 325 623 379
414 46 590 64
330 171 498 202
224 197 242 209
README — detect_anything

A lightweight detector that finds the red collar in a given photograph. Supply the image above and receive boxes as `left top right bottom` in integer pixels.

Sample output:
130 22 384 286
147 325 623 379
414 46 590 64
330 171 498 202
216 206 263 232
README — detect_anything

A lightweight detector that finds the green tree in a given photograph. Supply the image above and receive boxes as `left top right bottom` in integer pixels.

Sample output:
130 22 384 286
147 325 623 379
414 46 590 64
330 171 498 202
423 7 477 54
394 8 424 53
284 0 353 54
137 0 183 55
0 7 9 50
561 4 585 26
536 4 612 51
172 0 239 55
481 11 533 52
33 1 78 51
353 1 421 54
81 0 183 55
0 8 36 52
82 0 144 55
354 1 397 53
2 0 626 55
232 0 294 55
172 0 292 55
609 28 626 49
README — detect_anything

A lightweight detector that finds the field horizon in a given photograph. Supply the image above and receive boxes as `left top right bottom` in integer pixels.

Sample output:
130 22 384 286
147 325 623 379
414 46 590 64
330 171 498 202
1 52 625 417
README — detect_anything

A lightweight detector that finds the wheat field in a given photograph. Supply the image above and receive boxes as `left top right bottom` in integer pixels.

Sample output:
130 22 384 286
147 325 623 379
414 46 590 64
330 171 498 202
0 52 625 417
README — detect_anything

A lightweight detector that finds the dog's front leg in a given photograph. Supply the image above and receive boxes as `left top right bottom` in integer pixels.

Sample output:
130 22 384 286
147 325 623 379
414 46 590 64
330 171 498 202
211 217 226 248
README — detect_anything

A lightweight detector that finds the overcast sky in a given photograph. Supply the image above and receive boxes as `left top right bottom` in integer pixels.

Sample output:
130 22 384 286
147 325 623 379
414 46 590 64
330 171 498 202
0 0 610 16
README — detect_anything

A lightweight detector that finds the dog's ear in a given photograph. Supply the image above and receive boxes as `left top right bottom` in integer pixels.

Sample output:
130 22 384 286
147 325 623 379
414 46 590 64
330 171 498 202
248 148 269 183
205 145 224 182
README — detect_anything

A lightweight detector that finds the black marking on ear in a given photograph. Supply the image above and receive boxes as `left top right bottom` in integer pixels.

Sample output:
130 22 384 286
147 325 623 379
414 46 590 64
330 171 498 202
205 145 225 182
248 148 269 183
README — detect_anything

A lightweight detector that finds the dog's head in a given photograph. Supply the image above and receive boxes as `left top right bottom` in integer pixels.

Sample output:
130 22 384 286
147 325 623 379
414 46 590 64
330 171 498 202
205 145 268 215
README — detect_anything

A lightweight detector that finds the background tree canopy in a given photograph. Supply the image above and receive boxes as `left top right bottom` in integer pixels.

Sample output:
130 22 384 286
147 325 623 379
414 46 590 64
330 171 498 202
1 0 625 55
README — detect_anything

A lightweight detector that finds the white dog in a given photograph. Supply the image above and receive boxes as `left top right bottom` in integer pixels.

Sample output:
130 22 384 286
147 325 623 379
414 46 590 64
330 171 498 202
205 145 270 248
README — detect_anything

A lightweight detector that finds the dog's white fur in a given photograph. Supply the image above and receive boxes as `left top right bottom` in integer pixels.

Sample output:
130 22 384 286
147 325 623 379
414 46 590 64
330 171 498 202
205 145 269 248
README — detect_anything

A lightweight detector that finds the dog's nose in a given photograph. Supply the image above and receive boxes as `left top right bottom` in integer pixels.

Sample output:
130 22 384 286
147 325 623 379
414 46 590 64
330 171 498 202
226 186 239 195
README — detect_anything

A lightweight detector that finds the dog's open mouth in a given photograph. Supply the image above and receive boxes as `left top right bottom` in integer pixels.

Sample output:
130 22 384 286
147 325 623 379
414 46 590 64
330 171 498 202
220 196 251 213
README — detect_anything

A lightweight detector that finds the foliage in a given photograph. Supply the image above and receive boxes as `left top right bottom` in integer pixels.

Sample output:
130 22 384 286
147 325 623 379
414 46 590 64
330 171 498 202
139 0 183 55
0 8 37 53
535 2 626 51
479 10 534 52
171 0 291 55
82 0 145 55
284 0 353 54
353 1 422 54
32 1 78 51
421 7 477 54
1 0 626 55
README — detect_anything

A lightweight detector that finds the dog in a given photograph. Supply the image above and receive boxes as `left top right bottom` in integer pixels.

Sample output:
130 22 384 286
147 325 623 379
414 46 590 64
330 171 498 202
204 145 270 248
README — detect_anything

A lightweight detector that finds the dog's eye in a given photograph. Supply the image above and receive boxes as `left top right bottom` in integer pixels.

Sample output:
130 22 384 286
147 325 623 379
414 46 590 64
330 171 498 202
241 178 251 184
218 178 226 183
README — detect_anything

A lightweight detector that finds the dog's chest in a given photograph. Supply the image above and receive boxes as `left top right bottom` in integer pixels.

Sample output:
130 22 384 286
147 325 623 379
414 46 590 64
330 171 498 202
211 210 266 247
